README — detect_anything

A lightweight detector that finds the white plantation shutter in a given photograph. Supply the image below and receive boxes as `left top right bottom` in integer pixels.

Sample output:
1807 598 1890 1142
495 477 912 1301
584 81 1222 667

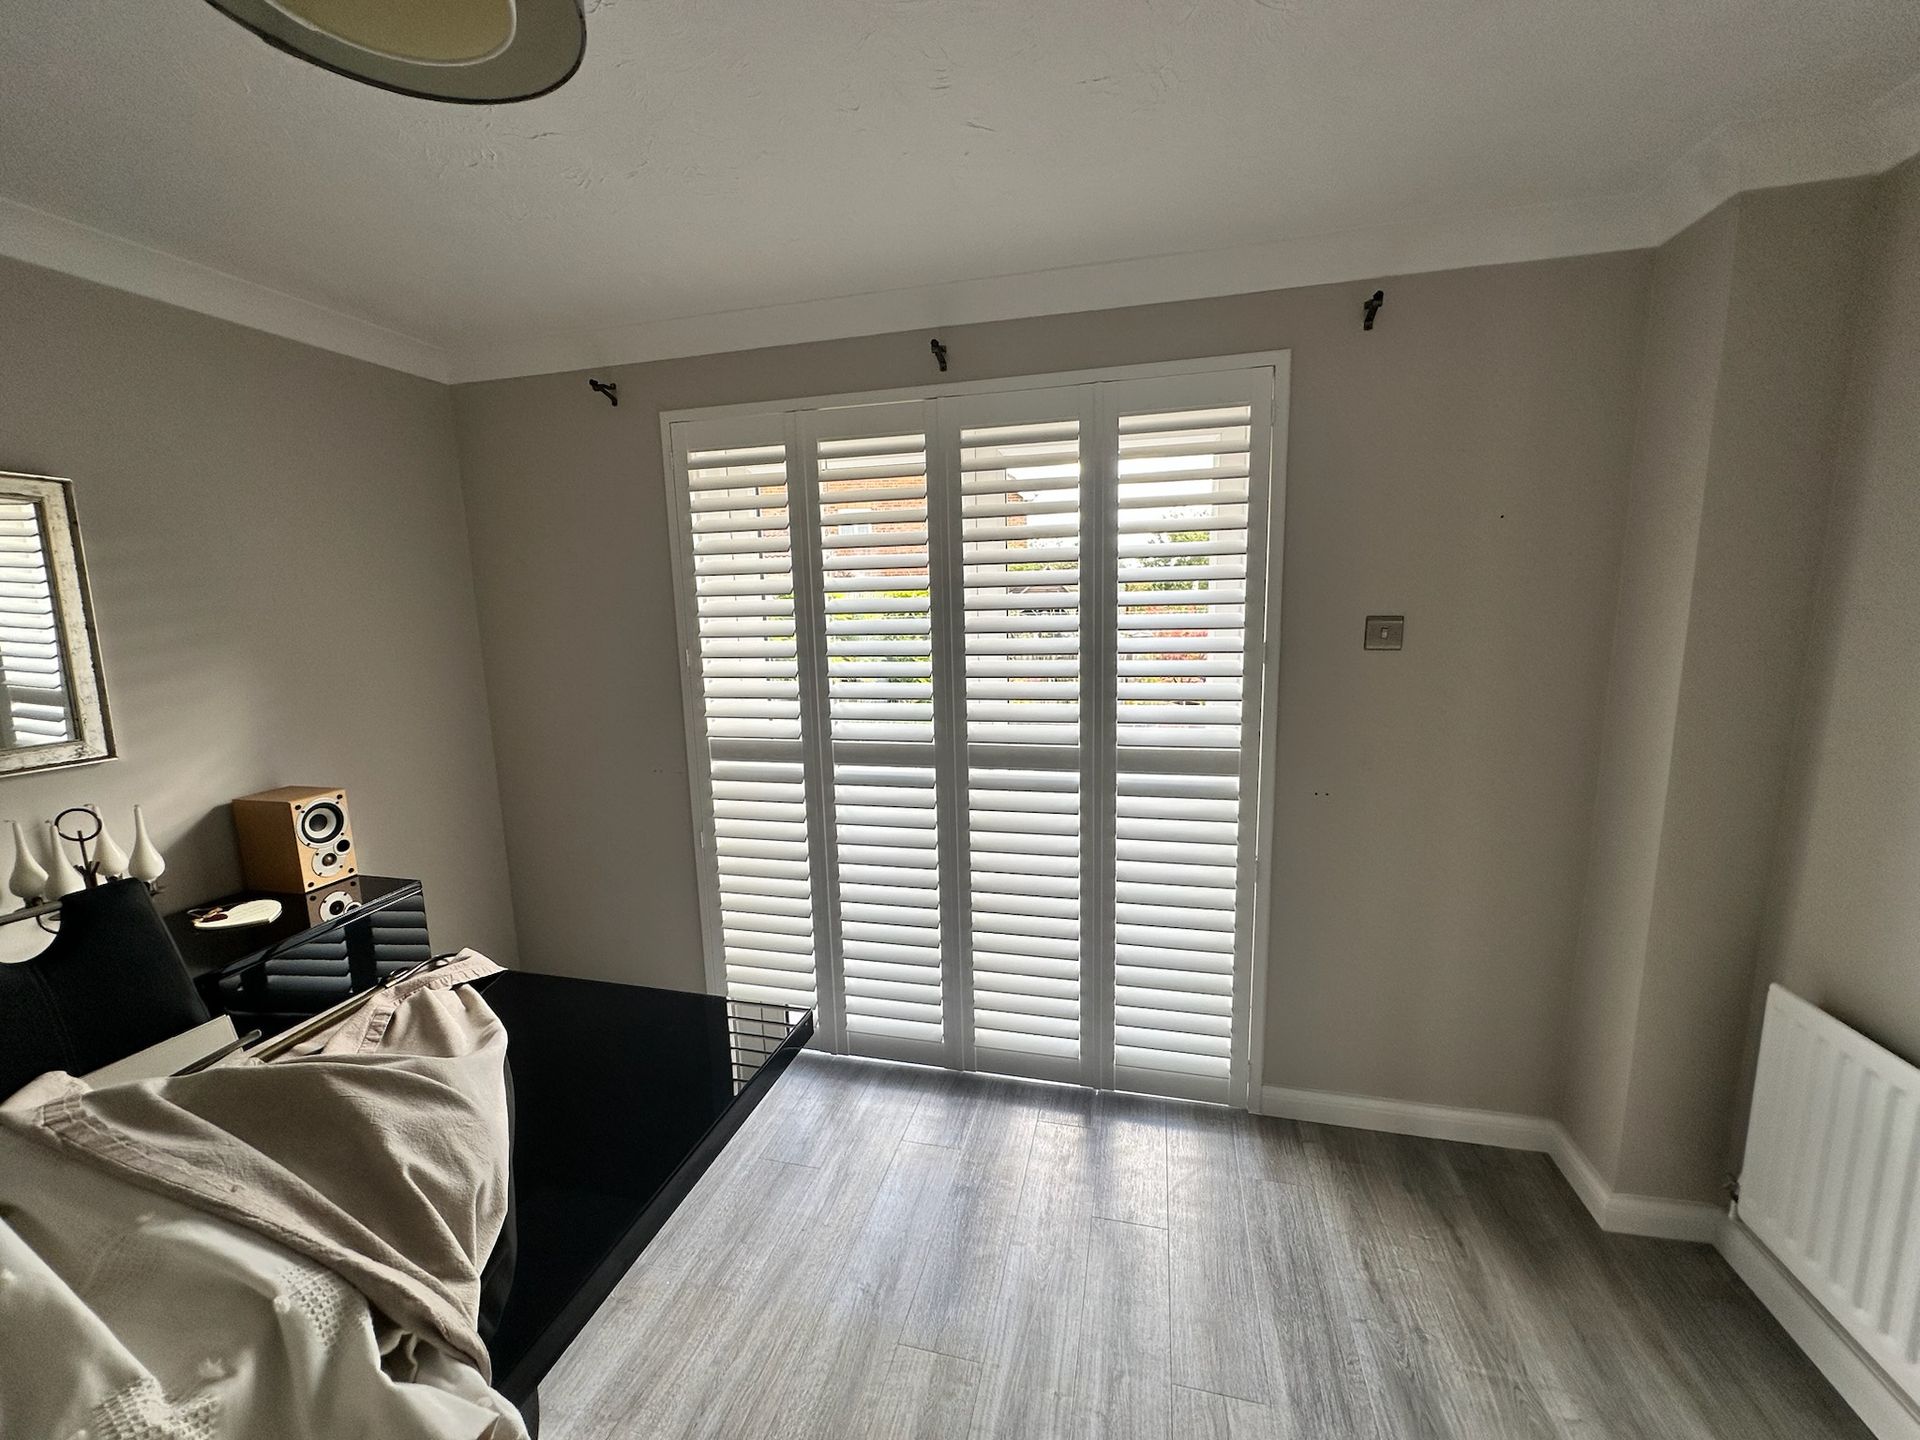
0 501 73 747
1109 397 1257 1098
669 359 1282 1105
956 397 1087 1081
709 759 814 1006
830 763 943 1052
815 430 936 745
680 432 818 1012
967 766 1080 1074
958 415 1082 747
806 411 950 1063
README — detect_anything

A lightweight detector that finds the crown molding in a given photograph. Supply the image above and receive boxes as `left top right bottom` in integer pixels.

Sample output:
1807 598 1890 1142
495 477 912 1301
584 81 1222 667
0 197 451 382
447 188 1660 384
446 75 1920 383
1650 74 1920 238
4 73 1917 387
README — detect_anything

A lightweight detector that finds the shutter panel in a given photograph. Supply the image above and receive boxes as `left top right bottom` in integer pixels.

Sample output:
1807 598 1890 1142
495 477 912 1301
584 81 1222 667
814 422 947 1056
959 411 1084 1079
1109 401 1255 1100
685 439 817 1011
0 501 73 746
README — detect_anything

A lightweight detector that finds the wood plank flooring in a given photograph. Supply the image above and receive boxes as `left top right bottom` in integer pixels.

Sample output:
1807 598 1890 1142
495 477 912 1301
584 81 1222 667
537 1053 1870 1440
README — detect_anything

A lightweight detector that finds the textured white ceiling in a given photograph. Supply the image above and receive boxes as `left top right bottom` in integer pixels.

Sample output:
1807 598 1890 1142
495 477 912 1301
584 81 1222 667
2 0 1918 379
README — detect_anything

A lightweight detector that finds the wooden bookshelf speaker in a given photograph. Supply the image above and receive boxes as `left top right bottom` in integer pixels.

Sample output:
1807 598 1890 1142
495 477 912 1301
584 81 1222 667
232 785 357 894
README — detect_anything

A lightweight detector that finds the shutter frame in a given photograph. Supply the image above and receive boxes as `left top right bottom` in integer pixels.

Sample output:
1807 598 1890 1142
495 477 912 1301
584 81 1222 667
666 355 1286 1107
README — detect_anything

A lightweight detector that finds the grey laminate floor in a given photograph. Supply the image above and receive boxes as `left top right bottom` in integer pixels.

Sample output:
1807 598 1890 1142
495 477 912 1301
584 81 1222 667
539 1052 1868 1440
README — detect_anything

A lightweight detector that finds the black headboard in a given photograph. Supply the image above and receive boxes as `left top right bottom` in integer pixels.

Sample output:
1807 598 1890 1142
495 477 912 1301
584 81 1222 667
0 879 209 1099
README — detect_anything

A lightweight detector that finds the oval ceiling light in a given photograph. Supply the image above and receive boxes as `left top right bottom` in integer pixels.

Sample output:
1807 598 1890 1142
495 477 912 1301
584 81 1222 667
203 0 585 103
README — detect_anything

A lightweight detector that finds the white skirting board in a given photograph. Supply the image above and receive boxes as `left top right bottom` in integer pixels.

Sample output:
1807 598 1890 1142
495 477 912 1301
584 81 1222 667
1254 1082 1919 1438
1255 1083 1724 1242
1255 1082 1561 1152
1542 1125 1728 1243
1719 1219 1920 1440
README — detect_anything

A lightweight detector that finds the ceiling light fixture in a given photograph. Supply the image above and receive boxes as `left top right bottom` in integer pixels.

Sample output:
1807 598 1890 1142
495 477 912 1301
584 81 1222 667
203 0 586 103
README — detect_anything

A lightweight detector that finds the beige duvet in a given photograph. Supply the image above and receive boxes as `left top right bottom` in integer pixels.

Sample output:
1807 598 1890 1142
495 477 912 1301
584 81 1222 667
0 949 528 1440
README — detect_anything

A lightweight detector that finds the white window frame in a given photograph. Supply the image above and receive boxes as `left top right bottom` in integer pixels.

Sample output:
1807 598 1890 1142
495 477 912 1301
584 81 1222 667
662 351 1289 1105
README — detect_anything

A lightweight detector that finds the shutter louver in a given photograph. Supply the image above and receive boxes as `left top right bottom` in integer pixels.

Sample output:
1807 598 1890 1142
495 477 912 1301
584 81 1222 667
1110 404 1254 1099
960 417 1083 1075
816 430 945 1053
834 763 943 1046
1113 768 1238 1091
959 419 1082 746
1115 406 1251 749
819 434 935 745
687 442 817 1011
0 502 72 746
969 764 1080 1069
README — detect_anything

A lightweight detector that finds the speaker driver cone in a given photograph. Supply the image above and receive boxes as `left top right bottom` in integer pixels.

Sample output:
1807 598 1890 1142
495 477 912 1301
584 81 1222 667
299 801 347 846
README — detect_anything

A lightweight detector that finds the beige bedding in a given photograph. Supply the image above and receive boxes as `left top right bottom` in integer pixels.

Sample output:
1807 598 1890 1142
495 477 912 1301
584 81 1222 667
0 949 527 1439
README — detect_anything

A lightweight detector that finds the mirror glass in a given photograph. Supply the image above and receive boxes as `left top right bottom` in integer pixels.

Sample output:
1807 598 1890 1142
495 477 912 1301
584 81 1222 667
0 474 113 775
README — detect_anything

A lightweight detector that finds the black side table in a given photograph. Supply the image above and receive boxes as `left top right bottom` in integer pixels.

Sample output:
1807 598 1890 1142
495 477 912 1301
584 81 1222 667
168 874 430 1029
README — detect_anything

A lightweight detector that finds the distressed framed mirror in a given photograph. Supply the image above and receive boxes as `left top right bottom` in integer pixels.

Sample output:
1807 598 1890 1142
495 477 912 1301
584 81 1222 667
0 473 113 774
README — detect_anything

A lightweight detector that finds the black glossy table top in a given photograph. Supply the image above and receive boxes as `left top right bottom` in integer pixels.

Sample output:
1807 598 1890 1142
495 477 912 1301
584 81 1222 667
474 971 812 1404
190 903 813 1411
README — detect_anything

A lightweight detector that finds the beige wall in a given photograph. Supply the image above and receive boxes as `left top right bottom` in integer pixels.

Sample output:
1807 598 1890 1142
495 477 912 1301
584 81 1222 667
1629 184 1872 1201
0 257 517 961
8 163 1908 1195
1558 182 1877 1202
1559 207 1739 1179
1745 156 1920 1109
453 252 1650 1113
1614 180 1874 1200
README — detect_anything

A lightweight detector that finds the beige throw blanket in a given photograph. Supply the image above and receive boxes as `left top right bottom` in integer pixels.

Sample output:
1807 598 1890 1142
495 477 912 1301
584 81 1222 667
0 949 527 1440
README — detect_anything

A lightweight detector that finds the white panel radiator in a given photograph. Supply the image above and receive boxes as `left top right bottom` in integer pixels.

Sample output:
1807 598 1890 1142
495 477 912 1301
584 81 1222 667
1740 983 1920 1412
